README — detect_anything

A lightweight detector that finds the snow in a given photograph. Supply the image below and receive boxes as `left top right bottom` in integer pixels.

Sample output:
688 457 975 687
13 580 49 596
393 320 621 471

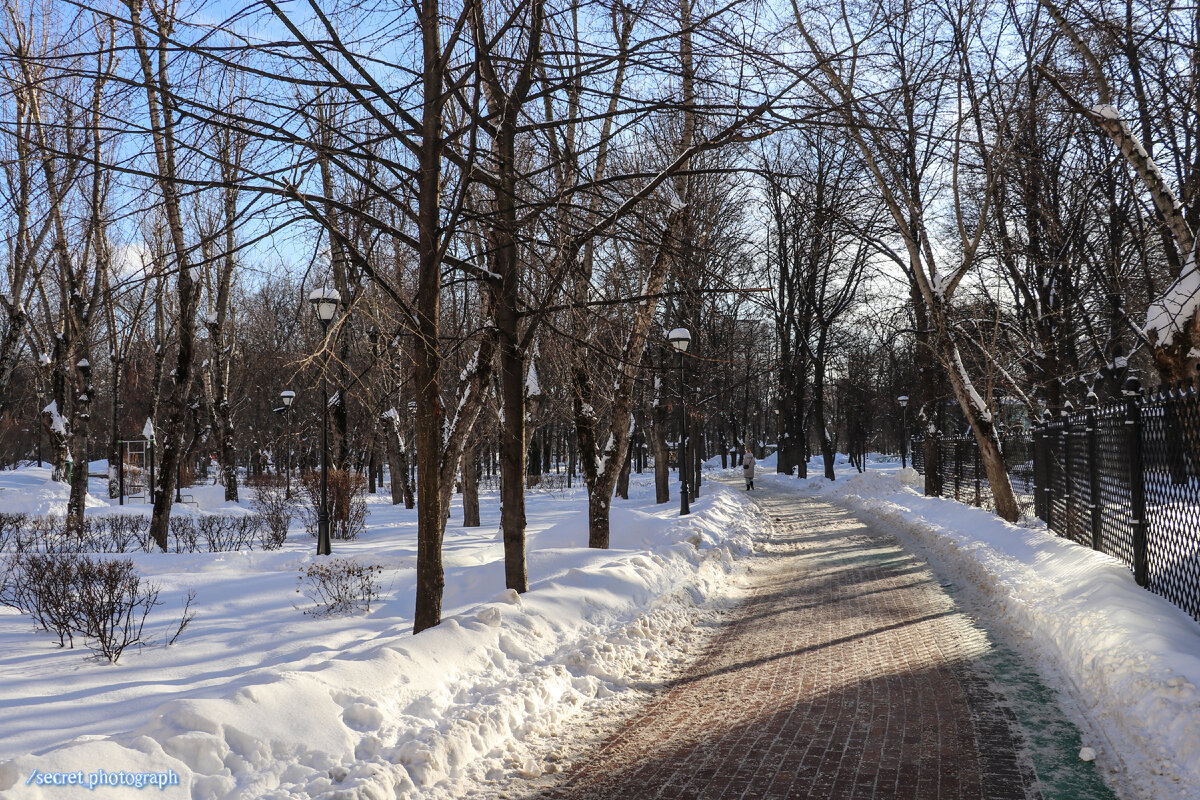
952 346 993 422
749 457 1200 800
1146 247 1200 345
666 328 691 351
663 182 686 212
3 454 1199 799
0 467 757 799
308 288 341 303
525 363 540 398
42 401 67 435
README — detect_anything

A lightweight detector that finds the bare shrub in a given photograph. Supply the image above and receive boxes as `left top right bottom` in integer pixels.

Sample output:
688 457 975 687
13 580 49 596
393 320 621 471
299 470 368 541
0 553 190 661
196 516 232 551
96 515 152 553
296 559 383 616
168 516 199 553
196 515 262 552
0 512 27 550
1 553 85 647
168 590 197 645
73 557 161 662
250 476 293 550
24 515 66 553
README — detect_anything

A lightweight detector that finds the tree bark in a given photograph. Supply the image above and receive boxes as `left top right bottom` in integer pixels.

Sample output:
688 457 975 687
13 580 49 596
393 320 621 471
462 434 480 527
652 382 671 504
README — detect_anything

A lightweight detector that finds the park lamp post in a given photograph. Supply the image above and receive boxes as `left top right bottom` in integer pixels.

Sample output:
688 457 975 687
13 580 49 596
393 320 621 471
309 287 341 556
668 327 691 516
280 390 295 499
898 395 909 468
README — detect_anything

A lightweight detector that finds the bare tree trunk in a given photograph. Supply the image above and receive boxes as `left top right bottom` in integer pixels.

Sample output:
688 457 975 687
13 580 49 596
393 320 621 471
652 385 671 504
384 413 405 505
574 208 685 547
127 0 202 550
813 331 835 481
66 357 93 533
462 435 480 527
615 443 631 500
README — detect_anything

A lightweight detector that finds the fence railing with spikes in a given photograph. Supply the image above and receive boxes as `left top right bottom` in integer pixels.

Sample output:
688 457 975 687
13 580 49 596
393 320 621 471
911 377 1200 622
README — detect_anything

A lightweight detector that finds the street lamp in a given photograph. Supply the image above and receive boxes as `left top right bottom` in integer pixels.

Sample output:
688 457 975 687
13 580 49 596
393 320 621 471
898 395 909 468
668 327 691 516
280 390 295 500
309 287 341 556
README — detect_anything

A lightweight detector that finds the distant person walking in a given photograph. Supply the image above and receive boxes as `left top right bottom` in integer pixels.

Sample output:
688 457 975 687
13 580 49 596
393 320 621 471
742 449 756 490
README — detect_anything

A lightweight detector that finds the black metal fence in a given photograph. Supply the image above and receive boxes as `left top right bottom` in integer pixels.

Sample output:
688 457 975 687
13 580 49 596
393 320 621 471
911 380 1200 622
911 431 1037 516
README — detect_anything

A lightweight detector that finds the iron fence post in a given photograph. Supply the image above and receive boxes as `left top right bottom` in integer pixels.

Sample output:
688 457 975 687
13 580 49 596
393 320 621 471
953 437 962 501
1032 424 1044 521
973 439 981 507
1062 407 1074 541
1085 395 1102 552
1042 410 1055 530
1124 379 1148 587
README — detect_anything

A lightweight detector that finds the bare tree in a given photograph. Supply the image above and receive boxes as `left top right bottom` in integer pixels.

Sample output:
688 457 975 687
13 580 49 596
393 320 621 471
1039 0 1199 385
789 0 1028 520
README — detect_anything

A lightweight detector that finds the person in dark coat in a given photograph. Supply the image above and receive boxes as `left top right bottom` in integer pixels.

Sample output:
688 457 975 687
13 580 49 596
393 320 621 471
742 448 756 490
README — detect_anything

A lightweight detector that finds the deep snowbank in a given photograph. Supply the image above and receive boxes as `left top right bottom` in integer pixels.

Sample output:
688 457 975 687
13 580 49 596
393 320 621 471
0 470 759 799
759 463 1200 800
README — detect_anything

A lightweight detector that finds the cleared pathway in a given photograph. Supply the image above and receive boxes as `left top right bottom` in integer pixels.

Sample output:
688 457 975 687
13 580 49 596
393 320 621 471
532 483 1109 800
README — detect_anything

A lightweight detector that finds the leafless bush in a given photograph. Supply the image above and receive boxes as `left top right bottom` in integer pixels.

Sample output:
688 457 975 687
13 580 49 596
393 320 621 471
299 470 368 541
0 512 26 550
168 516 199 553
96 515 152 553
0 553 192 662
0 552 80 646
250 476 293 550
73 557 160 662
168 590 197 645
25 515 66 553
196 515 257 551
296 559 383 616
528 473 572 498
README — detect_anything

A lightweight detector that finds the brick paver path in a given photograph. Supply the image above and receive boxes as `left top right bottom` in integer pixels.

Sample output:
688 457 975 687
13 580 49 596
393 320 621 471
537 486 1042 800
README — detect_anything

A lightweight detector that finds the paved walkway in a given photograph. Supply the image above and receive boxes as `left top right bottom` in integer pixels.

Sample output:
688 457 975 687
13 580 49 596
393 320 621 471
534 485 1051 800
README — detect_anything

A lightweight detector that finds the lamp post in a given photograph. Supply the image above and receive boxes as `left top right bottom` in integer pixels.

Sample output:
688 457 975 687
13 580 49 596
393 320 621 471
668 327 691 516
280 390 295 499
309 287 341 556
898 395 909 468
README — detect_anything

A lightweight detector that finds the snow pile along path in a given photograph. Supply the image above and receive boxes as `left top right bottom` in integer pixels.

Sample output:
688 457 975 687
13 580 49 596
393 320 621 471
0 478 759 800
761 465 1200 800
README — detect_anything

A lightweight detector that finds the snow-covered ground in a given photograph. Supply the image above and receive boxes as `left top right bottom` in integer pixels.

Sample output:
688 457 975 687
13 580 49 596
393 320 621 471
2 455 1198 800
755 455 1200 800
0 465 758 798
